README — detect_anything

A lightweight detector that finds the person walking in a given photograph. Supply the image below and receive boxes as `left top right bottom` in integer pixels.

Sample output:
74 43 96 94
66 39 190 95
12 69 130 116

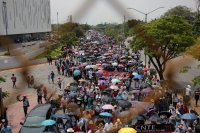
194 88 200 107
11 74 16 88
172 93 179 109
30 76 34 87
57 78 62 89
47 75 50 84
20 94 29 116
50 71 55 84
43 86 47 101
61 96 68 113
27 76 30 87
37 88 43 104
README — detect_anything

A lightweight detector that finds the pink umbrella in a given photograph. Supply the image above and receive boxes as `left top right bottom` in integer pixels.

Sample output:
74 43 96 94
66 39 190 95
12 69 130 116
118 64 124 68
110 85 119 90
142 67 148 71
102 104 114 110
140 88 153 95
75 52 79 54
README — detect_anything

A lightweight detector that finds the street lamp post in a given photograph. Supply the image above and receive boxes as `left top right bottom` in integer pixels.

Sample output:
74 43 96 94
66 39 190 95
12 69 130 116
127 7 164 67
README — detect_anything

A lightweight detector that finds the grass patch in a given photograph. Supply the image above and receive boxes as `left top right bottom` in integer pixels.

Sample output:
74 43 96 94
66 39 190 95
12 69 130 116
33 45 63 60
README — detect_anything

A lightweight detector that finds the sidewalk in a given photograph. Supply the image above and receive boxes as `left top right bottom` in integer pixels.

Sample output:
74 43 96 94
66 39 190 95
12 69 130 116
7 97 38 133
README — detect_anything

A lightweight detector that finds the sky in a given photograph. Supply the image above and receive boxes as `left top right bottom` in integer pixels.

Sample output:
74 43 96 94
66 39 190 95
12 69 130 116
50 0 197 25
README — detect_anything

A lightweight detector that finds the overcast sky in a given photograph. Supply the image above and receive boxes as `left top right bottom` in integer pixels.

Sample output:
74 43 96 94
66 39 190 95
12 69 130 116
50 0 197 25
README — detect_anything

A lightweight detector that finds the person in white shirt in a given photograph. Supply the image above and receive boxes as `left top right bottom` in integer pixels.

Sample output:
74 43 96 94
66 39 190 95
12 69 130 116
122 91 128 100
185 85 191 96
104 121 113 132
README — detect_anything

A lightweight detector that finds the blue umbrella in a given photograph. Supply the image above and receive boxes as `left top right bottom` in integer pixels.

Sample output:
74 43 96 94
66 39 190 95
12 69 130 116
134 75 143 79
132 72 138 76
100 112 112 117
181 113 197 120
41 119 56 126
138 67 143 70
73 70 80 76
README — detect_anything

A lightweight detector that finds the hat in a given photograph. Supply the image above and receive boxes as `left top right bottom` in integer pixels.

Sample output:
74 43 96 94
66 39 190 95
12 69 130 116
51 97 55 100
170 115 175 119
178 124 183 129
150 99 154 103
187 85 191 88
23 94 28 97
114 105 117 108
89 120 94 124
67 128 74 132
77 97 81 100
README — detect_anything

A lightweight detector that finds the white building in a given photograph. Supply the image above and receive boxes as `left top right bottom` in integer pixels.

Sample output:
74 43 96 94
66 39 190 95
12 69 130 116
0 0 51 41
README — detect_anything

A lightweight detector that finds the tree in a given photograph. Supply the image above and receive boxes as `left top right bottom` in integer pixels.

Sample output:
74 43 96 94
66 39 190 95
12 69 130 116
73 26 85 38
131 16 196 80
60 32 78 47
59 22 79 35
104 25 118 39
0 76 9 98
163 5 196 24
79 24 90 31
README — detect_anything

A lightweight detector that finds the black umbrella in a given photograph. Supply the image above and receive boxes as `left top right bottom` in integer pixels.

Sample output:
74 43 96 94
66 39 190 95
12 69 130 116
102 96 115 104
135 115 145 121
158 111 172 118
127 63 135 67
117 100 132 109
69 86 81 91
66 112 76 116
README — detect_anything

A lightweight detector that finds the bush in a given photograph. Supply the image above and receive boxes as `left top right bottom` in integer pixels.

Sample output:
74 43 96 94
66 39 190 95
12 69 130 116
150 68 157 75
4 52 10 56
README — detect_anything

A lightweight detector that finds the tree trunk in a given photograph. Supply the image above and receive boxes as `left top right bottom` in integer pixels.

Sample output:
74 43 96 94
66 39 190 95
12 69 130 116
158 70 164 80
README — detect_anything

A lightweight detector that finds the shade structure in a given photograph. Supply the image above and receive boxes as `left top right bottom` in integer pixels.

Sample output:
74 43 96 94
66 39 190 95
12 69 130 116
102 104 114 110
111 79 120 83
41 119 56 126
118 127 137 133
181 113 197 120
99 112 112 117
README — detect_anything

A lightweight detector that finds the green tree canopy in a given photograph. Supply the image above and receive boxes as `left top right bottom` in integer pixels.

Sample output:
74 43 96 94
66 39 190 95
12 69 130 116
131 16 196 80
60 32 78 47
0 76 9 98
163 5 196 24
59 22 79 35
73 26 85 38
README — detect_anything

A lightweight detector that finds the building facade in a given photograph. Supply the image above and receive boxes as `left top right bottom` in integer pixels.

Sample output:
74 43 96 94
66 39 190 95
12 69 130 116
0 0 51 41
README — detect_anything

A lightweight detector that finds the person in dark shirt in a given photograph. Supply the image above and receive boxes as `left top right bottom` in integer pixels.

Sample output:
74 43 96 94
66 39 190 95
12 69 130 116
194 88 200 107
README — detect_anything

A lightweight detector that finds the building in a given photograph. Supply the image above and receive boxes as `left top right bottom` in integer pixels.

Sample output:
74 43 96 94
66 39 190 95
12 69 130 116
0 0 51 42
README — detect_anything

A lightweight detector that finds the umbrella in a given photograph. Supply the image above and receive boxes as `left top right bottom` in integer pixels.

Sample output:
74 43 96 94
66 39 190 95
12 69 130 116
52 114 64 118
135 115 145 121
118 127 137 133
133 75 143 79
111 79 120 83
146 109 158 117
73 70 81 76
181 113 197 120
110 85 119 90
75 52 79 54
138 67 143 70
158 111 172 118
149 115 160 122
62 115 71 120
140 88 153 95
69 87 81 91
119 111 130 117
117 100 132 109
99 112 112 117
41 119 56 126
102 104 114 110
112 62 118 66
142 67 148 71
85 65 91 69
66 112 76 116
98 80 107 84
96 64 101 66
132 72 138 76
127 63 135 66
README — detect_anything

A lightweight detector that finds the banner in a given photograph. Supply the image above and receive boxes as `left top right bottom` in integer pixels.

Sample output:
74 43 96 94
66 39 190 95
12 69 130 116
132 124 174 132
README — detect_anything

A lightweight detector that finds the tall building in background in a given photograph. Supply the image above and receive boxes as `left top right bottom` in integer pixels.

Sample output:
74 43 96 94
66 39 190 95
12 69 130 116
0 0 51 42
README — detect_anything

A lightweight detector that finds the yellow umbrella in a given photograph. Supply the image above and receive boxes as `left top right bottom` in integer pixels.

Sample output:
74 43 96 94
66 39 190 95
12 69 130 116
118 127 137 133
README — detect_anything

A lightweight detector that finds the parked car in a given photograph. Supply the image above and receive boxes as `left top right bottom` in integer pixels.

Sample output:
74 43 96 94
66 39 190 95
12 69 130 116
19 104 56 133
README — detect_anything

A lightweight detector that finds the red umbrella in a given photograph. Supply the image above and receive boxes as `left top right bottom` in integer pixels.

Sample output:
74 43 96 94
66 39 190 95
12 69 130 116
142 67 149 71
118 64 124 68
